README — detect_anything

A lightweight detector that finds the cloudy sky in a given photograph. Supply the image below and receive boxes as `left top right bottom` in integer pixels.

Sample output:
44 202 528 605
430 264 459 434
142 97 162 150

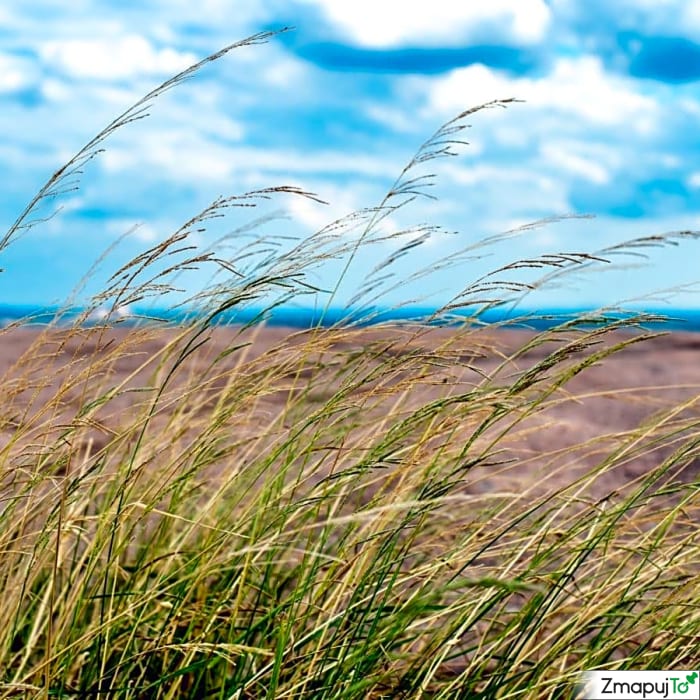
1 0 700 315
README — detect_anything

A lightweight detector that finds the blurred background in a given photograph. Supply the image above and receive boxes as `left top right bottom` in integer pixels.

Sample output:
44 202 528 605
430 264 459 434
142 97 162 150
1 0 699 317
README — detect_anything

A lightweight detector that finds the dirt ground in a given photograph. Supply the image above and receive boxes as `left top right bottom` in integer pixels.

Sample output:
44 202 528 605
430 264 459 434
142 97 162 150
2 323 699 505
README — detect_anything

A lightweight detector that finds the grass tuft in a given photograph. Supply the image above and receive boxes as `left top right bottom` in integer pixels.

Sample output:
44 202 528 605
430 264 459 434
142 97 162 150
1 33 699 699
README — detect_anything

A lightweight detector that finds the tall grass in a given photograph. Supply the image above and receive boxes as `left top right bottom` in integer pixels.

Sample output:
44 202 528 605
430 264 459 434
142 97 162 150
1 32 699 699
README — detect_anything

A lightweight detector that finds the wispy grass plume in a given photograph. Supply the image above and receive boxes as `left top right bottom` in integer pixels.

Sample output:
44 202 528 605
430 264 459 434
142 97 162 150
1 33 699 700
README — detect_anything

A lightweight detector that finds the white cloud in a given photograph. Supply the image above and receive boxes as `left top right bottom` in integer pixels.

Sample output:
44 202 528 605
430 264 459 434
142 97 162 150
102 129 235 181
686 3 700 36
688 172 700 189
443 163 568 208
540 144 610 184
260 53 310 89
40 35 197 80
0 52 33 92
627 0 700 39
102 134 401 185
298 0 551 47
364 103 429 135
428 56 657 130
151 0 269 25
106 219 159 242
40 78 72 102
679 98 700 118
285 185 359 232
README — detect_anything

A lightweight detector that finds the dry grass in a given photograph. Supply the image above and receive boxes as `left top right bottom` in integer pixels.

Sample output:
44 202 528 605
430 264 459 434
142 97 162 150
0 32 699 699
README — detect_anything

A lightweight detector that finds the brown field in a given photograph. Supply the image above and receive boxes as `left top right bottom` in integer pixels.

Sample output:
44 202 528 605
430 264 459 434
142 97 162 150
3 323 699 503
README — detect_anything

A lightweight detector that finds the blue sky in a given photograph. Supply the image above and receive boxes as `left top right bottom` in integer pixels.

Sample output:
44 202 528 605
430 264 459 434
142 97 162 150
1 0 700 314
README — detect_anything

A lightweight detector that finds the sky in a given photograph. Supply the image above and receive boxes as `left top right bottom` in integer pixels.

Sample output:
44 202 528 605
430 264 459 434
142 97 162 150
1 0 700 315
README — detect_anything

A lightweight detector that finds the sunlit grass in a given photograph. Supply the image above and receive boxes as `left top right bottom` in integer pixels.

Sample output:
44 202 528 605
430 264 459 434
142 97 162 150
1 32 699 699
